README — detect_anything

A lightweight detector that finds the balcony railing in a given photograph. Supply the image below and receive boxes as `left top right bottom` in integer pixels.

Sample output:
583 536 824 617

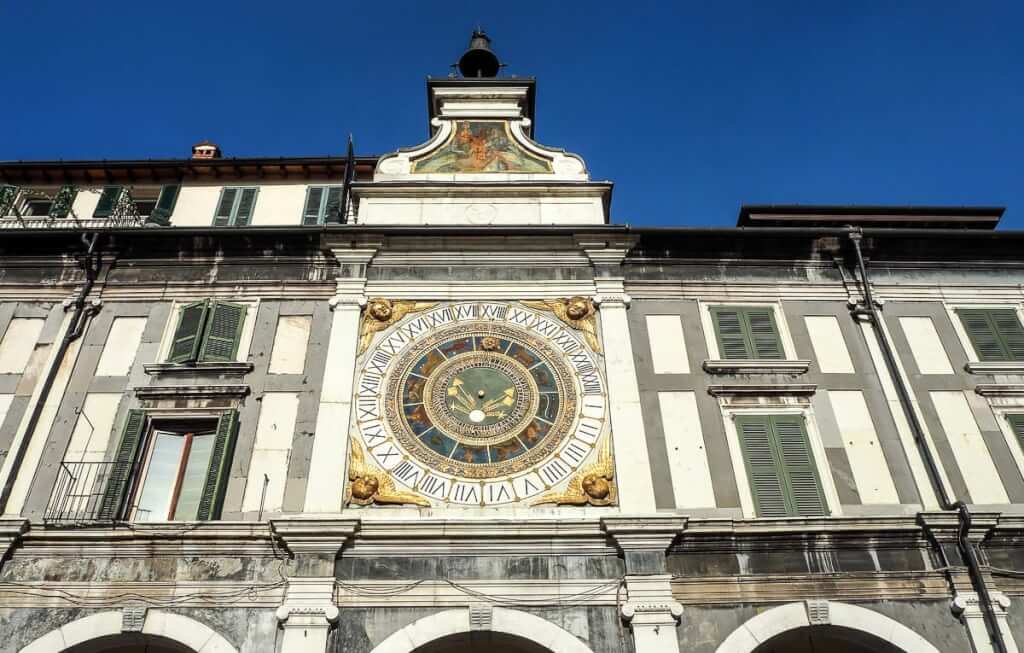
0 186 148 230
44 460 120 523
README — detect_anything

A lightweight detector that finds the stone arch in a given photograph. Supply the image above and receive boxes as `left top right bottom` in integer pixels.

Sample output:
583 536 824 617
370 607 595 653
20 609 239 653
715 600 941 653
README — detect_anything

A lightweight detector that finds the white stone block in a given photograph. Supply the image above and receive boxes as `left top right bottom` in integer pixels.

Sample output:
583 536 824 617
268 315 311 374
60 610 122 648
829 390 900 504
900 316 954 374
646 315 689 374
804 315 854 373
0 318 44 374
95 317 146 376
931 390 1009 504
658 391 715 509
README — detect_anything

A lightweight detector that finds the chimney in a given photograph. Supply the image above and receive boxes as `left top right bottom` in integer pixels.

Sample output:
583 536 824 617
191 140 222 160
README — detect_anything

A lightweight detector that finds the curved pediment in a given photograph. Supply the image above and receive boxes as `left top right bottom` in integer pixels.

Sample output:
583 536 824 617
376 117 588 181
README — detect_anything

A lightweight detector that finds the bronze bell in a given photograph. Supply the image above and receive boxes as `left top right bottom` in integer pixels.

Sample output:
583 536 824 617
457 29 501 78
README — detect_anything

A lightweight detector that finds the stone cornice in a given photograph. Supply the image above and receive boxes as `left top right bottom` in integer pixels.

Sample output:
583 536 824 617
269 518 359 559
919 511 1000 544
0 519 29 564
601 516 687 553
20 522 277 558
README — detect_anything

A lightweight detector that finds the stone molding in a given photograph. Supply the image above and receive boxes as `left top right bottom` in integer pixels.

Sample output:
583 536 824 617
702 359 811 375
270 518 359 557
710 383 817 397
0 518 28 565
276 576 340 626
919 511 1000 544
952 591 1012 618
975 384 1024 397
143 361 254 376
966 362 1024 375
133 384 250 399
620 574 683 627
336 578 619 608
602 516 687 553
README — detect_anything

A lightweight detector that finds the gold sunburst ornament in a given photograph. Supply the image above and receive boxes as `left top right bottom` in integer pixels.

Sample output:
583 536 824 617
521 297 601 353
532 437 616 507
357 299 438 355
345 440 430 507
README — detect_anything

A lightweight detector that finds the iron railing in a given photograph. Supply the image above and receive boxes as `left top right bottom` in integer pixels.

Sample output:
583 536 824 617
44 460 119 523
0 186 147 230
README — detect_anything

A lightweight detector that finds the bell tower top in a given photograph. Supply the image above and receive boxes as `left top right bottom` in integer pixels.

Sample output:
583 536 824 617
456 29 503 79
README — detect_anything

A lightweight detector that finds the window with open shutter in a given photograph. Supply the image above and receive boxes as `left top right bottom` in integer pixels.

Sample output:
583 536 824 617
712 306 785 360
736 414 827 517
198 302 246 362
168 301 209 363
97 409 148 520
324 186 344 223
94 186 122 218
957 308 1024 361
148 185 180 224
195 410 239 520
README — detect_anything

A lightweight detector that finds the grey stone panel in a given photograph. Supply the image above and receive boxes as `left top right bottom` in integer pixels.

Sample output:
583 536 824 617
628 299 742 512
0 376 18 395
1007 599 1024 651
882 302 1010 504
337 554 624 581
36 302 67 345
368 265 594 282
0 304 14 346
1 552 284 584
0 396 29 469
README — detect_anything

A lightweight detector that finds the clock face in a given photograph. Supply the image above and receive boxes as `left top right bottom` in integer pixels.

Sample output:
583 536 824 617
353 302 607 506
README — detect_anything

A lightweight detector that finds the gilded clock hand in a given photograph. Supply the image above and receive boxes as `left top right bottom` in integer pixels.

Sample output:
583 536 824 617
481 387 515 412
447 379 476 411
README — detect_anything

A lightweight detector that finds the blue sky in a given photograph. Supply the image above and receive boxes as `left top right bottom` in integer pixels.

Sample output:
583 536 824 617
2 2 1021 228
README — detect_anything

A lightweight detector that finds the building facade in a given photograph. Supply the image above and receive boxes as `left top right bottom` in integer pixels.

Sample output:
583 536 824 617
0 33 1023 653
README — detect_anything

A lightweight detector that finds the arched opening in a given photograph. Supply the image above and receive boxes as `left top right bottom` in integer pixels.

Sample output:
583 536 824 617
412 632 552 653
753 625 906 653
64 633 194 653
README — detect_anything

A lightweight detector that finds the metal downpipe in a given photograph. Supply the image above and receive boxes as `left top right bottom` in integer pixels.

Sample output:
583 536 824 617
0 232 102 515
848 229 1009 653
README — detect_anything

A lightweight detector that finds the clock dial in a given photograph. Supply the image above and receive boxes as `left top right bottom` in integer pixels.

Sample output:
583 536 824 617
353 302 608 506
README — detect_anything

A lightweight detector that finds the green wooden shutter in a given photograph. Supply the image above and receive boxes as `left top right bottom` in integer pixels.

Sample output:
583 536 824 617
148 184 180 224
324 186 344 223
198 301 246 361
233 188 257 226
96 409 148 520
736 415 789 517
713 307 752 359
772 415 828 517
0 185 18 216
168 301 209 363
195 410 239 520
957 309 1024 361
745 308 784 360
303 186 324 225
1008 415 1024 456
737 414 827 517
213 188 237 226
93 186 122 218
49 185 77 219
991 310 1024 360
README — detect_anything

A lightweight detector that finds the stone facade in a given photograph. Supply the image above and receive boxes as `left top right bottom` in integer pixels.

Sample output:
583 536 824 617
0 36 1022 653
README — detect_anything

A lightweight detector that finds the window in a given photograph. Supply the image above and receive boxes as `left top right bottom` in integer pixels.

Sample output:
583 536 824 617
0 185 77 218
735 414 827 517
711 306 784 360
956 308 1024 362
167 300 247 363
98 410 238 521
1008 414 1024 454
213 187 258 226
94 184 179 222
302 186 344 225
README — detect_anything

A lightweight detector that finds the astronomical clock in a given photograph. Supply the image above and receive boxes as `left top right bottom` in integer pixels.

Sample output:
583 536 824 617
345 298 615 508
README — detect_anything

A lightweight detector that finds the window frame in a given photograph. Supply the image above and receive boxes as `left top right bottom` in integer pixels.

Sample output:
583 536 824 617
947 303 1024 363
721 405 841 519
699 301 799 361
101 409 239 522
302 185 345 225
158 299 259 364
128 425 218 521
993 407 1024 486
212 186 259 226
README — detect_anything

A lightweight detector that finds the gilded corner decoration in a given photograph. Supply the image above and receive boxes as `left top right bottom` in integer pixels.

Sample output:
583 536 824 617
347 301 612 508
411 121 553 174
532 436 616 507
521 297 601 353
346 439 430 507
358 299 438 356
